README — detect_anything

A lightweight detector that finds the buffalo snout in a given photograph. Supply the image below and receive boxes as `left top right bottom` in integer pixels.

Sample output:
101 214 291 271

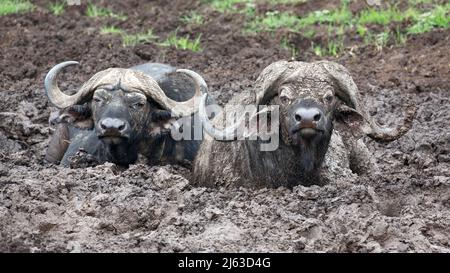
98 117 130 143
289 101 327 139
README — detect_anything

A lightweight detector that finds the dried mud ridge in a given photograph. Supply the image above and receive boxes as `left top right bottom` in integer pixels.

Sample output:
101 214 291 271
0 1 449 252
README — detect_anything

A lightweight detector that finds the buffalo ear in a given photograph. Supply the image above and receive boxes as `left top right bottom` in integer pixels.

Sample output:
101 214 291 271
50 104 93 130
242 106 279 139
335 104 365 138
148 110 176 136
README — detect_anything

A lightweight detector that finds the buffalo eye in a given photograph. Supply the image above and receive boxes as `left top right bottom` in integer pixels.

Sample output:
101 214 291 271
279 95 290 105
93 96 104 104
279 87 292 105
323 92 334 104
131 100 146 110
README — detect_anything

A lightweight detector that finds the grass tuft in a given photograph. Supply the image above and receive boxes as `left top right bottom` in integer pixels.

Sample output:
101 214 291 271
0 0 33 16
247 11 300 32
48 1 65 16
280 37 299 59
180 11 204 25
265 0 307 3
358 7 404 25
407 5 450 34
98 26 203 52
203 0 251 13
160 31 203 52
86 3 127 20
299 6 352 26
122 29 158 47
100 26 123 35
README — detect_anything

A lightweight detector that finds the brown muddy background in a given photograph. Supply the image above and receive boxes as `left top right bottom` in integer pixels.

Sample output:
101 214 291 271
0 0 449 252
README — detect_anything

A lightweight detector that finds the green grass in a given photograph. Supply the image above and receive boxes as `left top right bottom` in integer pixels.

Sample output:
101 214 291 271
247 2 353 33
100 26 123 35
408 0 434 4
97 26 203 52
204 0 307 12
393 27 407 45
180 11 204 25
312 40 344 57
160 31 202 52
122 29 158 47
407 4 450 34
357 7 422 26
362 29 406 50
246 0 448 55
86 3 110 17
355 4 448 51
264 0 307 4
326 41 342 56
48 1 65 16
280 37 298 59
203 0 251 12
312 44 324 57
358 7 404 25
245 0 444 34
356 25 368 37
86 3 127 20
298 6 352 26
303 28 316 38
93 0 448 56
0 0 33 16
247 11 300 32
374 31 390 49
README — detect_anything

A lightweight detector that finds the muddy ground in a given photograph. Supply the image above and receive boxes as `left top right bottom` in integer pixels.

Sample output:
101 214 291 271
0 0 449 252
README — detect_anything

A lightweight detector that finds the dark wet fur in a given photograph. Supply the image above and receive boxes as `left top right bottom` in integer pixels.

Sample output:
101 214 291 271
49 63 203 167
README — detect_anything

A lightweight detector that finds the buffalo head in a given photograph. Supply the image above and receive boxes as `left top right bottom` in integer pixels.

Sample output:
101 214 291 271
45 61 205 154
198 60 416 173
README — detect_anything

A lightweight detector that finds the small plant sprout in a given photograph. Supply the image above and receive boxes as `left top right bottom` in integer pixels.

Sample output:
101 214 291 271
86 2 127 20
100 26 123 35
161 31 202 52
280 37 299 60
122 29 158 47
374 31 390 51
48 1 65 16
180 11 204 25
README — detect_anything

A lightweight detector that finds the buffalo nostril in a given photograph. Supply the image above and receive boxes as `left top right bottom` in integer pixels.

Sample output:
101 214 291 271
313 113 321 122
294 107 323 124
100 122 107 130
100 118 126 132
118 123 125 131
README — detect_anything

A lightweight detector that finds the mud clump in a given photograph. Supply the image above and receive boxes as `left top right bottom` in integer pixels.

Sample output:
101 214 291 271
0 1 449 252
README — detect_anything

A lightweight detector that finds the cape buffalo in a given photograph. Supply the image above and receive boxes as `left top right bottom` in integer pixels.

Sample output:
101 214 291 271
193 60 415 188
45 61 207 167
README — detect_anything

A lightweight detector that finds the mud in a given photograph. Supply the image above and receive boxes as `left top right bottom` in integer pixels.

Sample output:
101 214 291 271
0 0 449 252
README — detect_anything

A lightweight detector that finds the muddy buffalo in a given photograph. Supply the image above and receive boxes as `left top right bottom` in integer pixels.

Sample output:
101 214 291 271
45 61 207 167
194 60 416 188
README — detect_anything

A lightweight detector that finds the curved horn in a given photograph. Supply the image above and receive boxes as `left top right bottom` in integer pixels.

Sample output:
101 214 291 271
255 60 294 105
159 69 206 117
321 61 415 142
199 93 270 141
199 94 240 141
45 61 82 109
366 103 416 142
201 61 297 142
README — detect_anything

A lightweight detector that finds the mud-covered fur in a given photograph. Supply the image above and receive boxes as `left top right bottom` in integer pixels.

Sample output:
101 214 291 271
193 61 393 188
46 63 202 167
